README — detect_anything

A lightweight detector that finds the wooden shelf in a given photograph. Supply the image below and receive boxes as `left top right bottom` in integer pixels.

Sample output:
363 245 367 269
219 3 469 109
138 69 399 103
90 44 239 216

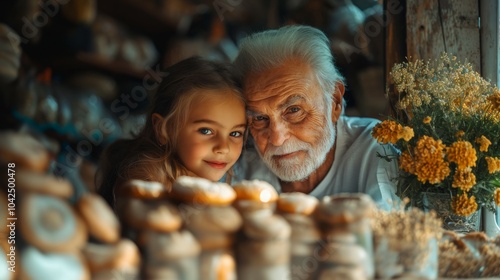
50 52 147 80
96 0 177 36
23 0 175 80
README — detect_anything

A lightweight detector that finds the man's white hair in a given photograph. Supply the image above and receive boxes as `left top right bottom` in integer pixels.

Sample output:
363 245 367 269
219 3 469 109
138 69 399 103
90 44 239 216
234 24 345 106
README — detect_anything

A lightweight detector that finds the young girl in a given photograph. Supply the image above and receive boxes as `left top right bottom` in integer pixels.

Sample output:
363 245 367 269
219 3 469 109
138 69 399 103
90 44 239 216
97 56 247 208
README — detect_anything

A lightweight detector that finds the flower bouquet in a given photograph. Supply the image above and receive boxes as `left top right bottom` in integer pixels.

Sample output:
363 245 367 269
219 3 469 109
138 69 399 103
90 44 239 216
372 53 500 221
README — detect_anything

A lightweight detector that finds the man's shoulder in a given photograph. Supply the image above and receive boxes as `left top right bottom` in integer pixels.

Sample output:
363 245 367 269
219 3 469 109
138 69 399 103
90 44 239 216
340 115 380 131
338 116 380 144
337 115 398 159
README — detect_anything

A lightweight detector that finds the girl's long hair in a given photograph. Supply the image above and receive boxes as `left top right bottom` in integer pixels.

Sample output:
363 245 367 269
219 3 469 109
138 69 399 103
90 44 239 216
97 56 243 208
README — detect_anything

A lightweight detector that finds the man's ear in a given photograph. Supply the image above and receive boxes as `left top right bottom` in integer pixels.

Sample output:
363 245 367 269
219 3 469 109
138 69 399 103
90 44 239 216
331 82 345 122
152 113 166 145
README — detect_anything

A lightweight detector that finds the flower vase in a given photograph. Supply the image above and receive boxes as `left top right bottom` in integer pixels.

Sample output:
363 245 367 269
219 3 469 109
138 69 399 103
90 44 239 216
483 204 500 237
421 192 481 233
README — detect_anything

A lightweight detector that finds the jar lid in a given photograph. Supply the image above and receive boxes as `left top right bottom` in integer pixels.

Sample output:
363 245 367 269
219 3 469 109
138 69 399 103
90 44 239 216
315 193 375 224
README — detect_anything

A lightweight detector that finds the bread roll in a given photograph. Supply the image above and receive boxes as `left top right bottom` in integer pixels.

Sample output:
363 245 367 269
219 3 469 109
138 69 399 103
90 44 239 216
171 176 236 206
232 179 278 203
0 131 51 172
277 192 318 215
19 194 87 253
82 239 140 272
121 198 182 233
77 193 120 243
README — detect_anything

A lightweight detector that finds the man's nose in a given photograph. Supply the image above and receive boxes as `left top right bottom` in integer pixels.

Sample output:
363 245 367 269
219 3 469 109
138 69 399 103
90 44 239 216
268 120 290 146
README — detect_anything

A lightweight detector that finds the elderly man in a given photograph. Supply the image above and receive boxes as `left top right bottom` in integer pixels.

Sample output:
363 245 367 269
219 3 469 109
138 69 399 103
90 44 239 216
233 25 399 210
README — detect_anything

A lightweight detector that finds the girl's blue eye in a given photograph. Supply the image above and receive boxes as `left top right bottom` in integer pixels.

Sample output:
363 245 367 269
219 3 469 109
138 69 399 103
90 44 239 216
199 128 213 135
230 131 243 137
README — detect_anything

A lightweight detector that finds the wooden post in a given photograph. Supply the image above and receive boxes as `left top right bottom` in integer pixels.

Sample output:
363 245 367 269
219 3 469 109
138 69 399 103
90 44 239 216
405 0 481 72
384 0 407 118
480 0 500 237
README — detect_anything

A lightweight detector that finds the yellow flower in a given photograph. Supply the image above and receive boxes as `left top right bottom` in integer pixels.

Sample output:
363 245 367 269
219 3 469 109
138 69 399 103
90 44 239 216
399 150 415 174
372 120 401 144
452 193 478 216
400 126 414 141
475 135 491 152
485 157 500 174
413 136 450 184
446 141 477 170
414 160 450 185
451 168 476 192
379 54 500 211
495 188 500 206
487 92 500 110
372 120 413 144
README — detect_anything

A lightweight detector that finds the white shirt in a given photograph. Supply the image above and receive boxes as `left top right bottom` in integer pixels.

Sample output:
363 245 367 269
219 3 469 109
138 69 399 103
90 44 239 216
233 116 400 211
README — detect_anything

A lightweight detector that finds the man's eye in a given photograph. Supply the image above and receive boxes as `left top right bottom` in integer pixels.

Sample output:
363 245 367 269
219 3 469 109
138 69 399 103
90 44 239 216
285 106 306 123
251 115 269 129
198 128 213 135
254 115 267 121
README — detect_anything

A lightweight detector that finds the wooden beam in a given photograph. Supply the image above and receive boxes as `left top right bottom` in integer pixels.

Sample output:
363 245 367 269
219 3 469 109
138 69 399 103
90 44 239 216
406 0 480 73
385 0 407 118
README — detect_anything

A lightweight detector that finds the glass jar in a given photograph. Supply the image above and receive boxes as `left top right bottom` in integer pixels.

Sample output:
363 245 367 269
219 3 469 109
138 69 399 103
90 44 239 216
181 204 242 280
281 213 321 280
236 209 291 280
372 208 442 279
376 235 438 279
314 193 375 279
275 192 320 280
144 229 201 280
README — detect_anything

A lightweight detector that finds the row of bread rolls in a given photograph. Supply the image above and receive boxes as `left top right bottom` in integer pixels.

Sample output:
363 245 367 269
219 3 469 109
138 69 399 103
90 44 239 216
7 129 500 279
115 177 287 279
117 175 380 280
1 130 414 279
0 131 140 280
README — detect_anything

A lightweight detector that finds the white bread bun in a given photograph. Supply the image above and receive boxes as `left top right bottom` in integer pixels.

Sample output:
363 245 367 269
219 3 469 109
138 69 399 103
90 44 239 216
232 179 278 203
76 193 120 243
171 176 236 206
119 179 169 200
277 192 319 215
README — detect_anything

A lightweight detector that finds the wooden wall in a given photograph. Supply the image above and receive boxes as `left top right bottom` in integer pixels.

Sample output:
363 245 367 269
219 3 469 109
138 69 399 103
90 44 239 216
406 0 481 72
384 0 482 117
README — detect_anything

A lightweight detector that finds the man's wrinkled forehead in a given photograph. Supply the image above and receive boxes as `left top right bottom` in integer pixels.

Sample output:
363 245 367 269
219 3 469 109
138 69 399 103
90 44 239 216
246 94 308 116
243 59 315 97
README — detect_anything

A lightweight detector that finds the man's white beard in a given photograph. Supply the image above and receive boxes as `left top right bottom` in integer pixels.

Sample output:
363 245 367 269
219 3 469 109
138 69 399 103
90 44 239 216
258 118 336 182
